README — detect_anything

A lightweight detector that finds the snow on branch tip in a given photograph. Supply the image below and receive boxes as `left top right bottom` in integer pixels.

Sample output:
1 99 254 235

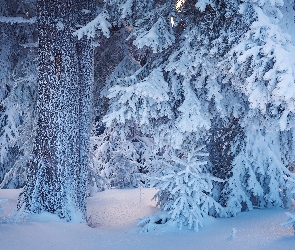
0 16 36 24
73 12 111 40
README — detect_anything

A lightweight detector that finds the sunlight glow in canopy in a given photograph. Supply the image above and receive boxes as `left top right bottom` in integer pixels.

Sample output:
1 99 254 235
175 0 186 12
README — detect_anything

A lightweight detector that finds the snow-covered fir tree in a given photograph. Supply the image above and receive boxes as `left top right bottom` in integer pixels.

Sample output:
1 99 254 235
0 0 37 188
220 127 294 216
99 0 295 227
91 123 151 190
216 0 295 214
139 144 222 232
90 49 150 190
99 0 223 230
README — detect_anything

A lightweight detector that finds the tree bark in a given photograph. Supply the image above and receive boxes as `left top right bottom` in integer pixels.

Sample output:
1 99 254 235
18 0 95 221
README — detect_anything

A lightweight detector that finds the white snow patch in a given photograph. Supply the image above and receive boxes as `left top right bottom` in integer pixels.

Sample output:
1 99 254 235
56 21 64 31
0 16 36 24
73 11 111 40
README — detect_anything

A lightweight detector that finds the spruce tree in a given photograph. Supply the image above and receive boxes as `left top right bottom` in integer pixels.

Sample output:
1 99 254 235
100 0 295 226
0 0 37 188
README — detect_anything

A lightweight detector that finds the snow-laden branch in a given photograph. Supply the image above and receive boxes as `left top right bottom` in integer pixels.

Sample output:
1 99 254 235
73 11 111 40
103 69 171 126
0 16 36 24
20 42 38 48
228 5 295 130
281 212 295 233
133 17 175 53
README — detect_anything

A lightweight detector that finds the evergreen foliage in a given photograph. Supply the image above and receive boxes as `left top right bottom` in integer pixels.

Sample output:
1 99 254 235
0 0 37 188
139 146 222 231
91 125 145 189
0 0 295 230
98 0 295 230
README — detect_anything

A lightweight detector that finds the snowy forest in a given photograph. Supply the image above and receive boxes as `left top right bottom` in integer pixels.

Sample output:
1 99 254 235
1 0 295 248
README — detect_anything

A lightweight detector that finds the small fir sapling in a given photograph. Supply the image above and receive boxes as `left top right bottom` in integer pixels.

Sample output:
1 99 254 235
139 146 222 232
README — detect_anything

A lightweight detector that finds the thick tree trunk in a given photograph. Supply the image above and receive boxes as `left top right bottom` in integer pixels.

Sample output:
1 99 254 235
18 0 94 221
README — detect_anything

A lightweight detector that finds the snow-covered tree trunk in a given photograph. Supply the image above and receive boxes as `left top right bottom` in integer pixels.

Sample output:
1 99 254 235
19 0 94 221
76 0 96 217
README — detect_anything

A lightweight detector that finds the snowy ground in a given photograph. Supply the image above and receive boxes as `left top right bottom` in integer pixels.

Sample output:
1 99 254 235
1 188 295 250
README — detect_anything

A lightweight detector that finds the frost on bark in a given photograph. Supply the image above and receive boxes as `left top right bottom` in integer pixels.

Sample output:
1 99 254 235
18 0 95 221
